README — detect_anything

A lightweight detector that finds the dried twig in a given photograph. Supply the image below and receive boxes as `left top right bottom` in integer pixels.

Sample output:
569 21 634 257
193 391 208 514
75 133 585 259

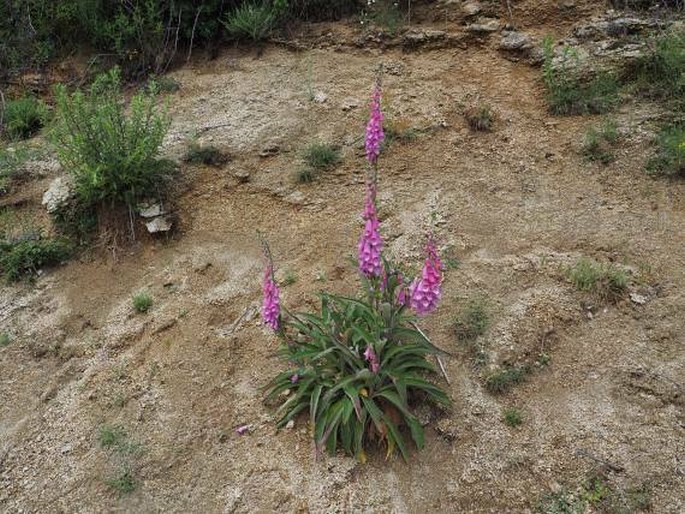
574 448 625 473
410 321 451 385
187 6 204 63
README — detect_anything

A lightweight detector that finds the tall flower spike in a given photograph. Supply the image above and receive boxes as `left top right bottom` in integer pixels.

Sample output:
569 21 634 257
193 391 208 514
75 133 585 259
364 345 380 374
261 260 281 331
365 81 384 165
358 187 383 278
410 236 443 316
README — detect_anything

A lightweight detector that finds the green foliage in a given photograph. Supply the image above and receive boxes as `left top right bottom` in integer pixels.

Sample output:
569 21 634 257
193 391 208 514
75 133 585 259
281 270 297 286
542 37 620 116
567 258 629 302
286 0 362 21
454 297 490 342
223 2 279 42
98 424 142 496
185 142 228 166
465 104 495 132
0 234 72 282
582 119 620 164
647 124 685 176
360 0 404 36
2 97 48 141
303 142 341 170
266 269 450 461
485 364 530 394
0 333 11 347
632 28 685 109
503 407 523 427
132 292 153 314
50 68 173 211
0 144 40 193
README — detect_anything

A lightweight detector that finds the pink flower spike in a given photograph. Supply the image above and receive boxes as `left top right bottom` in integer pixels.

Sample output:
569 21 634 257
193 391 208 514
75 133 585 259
262 264 281 331
410 237 443 316
357 216 383 278
363 345 380 374
365 81 384 165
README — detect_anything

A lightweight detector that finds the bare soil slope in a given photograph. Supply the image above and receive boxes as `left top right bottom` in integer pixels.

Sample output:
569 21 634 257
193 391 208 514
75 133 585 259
1 1 683 512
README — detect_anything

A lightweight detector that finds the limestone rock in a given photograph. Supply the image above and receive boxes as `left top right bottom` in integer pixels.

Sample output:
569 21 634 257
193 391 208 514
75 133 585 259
42 177 74 214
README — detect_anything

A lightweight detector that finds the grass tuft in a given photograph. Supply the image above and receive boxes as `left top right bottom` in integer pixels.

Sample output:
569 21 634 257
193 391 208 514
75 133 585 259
582 119 620 164
185 142 228 166
567 258 629 302
485 365 531 394
1 96 48 140
646 123 684 176
303 142 341 171
503 407 523 427
132 292 153 313
465 105 495 132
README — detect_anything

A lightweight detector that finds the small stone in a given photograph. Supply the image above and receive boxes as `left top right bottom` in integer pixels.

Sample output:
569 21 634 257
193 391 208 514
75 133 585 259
42 177 74 214
138 202 165 218
467 17 500 33
259 144 280 157
284 191 306 206
462 1 482 16
313 91 328 103
500 32 533 51
285 420 295 430
341 98 360 111
234 170 251 183
145 216 172 233
630 292 648 305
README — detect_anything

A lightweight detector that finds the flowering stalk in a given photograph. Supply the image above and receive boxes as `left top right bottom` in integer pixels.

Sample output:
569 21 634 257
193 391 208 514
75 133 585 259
363 345 380 374
260 239 281 331
365 80 384 167
358 184 383 279
410 236 443 316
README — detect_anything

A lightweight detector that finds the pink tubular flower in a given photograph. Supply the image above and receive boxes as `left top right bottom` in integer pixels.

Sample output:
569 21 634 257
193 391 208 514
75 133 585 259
410 237 443 316
365 81 384 165
363 345 380 373
358 190 383 278
262 264 281 331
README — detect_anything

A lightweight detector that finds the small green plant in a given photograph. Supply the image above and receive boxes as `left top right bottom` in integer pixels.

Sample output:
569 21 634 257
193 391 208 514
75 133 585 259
1 96 48 140
98 424 142 496
632 28 685 109
281 270 297 286
0 144 40 193
542 37 620 116
503 407 523 427
360 0 404 36
0 235 72 282
297 168 316 183
151 75 181 94
454 297 490 342
0 333 11 347
465 104 495 132
567 258 629 302
303 142 341 171
582 119 620 164
647 123 684 176
50 67 173 215
223 2 279 42
132 291 153 313
184 141 227 166
384 119 419 146
485 364 530 394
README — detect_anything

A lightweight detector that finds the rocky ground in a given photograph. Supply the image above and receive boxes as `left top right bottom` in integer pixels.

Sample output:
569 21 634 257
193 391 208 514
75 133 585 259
1 1 684 512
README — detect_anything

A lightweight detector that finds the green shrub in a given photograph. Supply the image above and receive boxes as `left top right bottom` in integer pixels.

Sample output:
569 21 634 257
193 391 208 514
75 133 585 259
647 124 685 176
266 284 451 461
632 28 685 108
582 119 619 164
0 235 72 282
485 365 530 394
185 142 227 166
2 97 48 140
132 292 153 313
50 68 173 212
567 258 629 301
223 2 279 42
303 142 341 170
503 407 523 427
465 105 495 132
542 37 620 116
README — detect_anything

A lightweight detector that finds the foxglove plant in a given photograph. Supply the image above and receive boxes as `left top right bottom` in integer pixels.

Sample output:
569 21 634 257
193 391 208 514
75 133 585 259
264 78 450 462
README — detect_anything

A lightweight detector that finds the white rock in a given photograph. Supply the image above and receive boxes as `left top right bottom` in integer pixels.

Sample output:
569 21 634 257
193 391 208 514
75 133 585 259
629 292 648 305
138 202 165 218
145 216 172 233
313 91 328 103
41 177 73 213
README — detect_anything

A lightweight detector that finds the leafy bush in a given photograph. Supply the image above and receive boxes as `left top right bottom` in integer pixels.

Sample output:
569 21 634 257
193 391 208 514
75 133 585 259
582 119 619 164
647 124 685 176
50 68 173 211
132 292 153 313
0 235 72 282
567 258 629 302
266 287 450 461
223 2 279 42
2 97 48 140
503 407 522 427
542 37 620 115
